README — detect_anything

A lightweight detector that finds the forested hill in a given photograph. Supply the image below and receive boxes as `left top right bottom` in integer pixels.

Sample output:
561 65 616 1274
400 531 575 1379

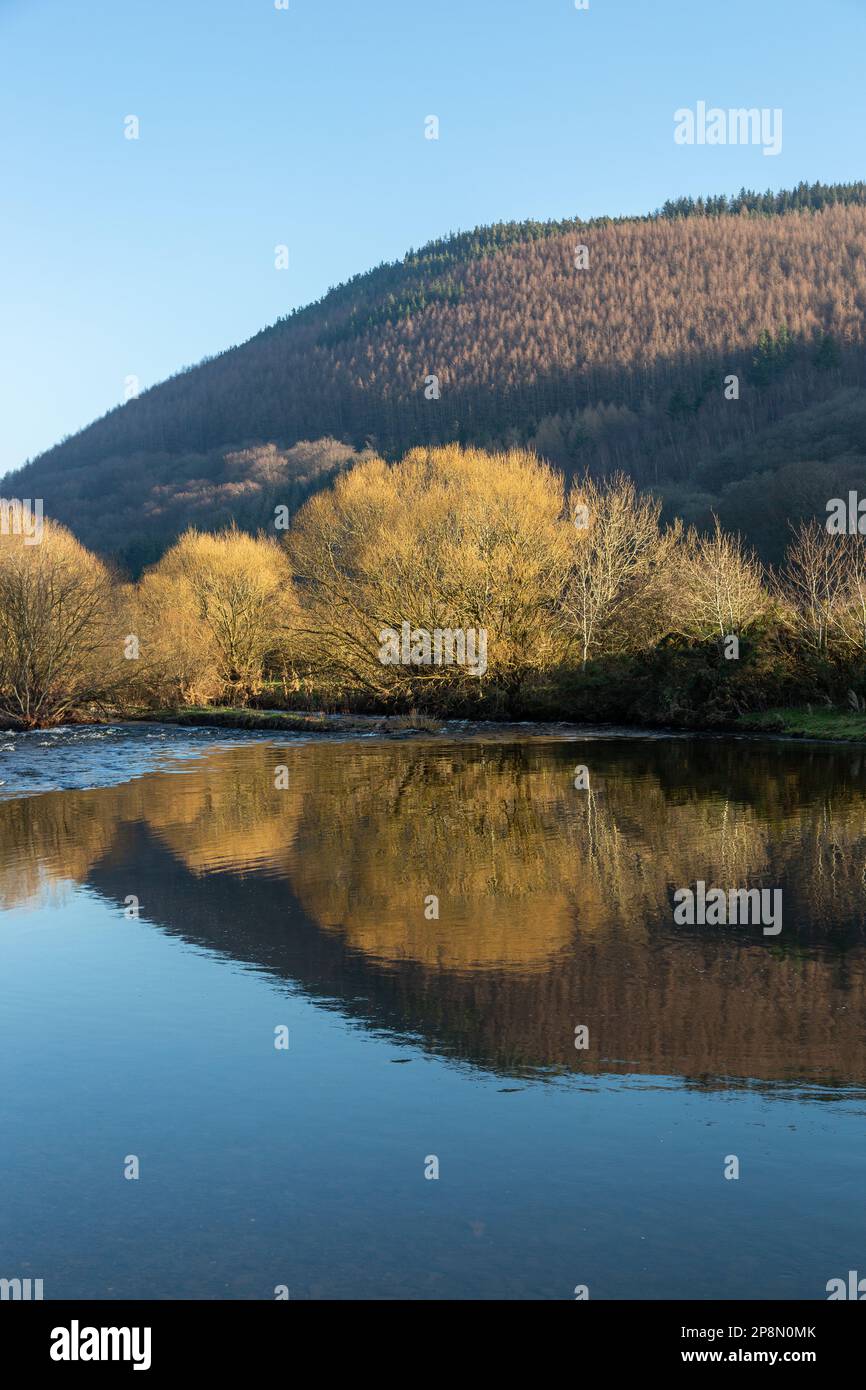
10 180 866 572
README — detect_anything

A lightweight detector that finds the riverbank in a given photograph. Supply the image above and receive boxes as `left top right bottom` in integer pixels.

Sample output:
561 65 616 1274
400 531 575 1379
7 703 866 745
152 703 866 744
142 707 643 741
734 706 866 740
151 706 446 735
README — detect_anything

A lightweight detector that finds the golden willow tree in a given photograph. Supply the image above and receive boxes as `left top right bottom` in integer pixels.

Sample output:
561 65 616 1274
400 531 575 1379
133 527 295 706
0 519 127 727
287 444 571 707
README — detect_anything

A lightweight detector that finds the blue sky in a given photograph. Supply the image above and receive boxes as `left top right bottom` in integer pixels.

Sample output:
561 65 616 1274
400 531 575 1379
1 0 864 475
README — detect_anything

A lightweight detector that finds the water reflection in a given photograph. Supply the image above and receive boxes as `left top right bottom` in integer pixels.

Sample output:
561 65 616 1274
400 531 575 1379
2 736 866 1088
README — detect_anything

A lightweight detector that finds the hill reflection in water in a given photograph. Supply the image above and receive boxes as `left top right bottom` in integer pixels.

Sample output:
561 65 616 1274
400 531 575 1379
4 735 866 1091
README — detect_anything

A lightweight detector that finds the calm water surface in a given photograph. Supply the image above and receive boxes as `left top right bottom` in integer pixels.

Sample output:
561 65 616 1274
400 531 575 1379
1 725 865 1299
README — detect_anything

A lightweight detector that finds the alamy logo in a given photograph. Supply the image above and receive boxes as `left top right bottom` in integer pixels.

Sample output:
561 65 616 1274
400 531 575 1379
826 1270 866 1299
673 881 782 936
674 102 782 156
826 492 866 534
0 497 43 545
379 621 488 677
0 1276 43 1299
50 1321 152 1371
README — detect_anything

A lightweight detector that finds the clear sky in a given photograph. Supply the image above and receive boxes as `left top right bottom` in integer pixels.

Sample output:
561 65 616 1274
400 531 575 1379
1 0 864 475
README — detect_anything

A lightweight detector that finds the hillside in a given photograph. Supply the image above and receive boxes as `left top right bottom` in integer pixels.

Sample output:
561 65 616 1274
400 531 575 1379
9 180 866 572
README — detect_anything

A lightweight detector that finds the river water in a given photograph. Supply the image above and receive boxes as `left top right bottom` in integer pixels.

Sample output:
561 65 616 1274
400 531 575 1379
1 724 864 1299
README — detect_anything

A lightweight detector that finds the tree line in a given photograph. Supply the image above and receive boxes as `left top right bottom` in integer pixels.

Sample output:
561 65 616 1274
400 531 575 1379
2 445 865 728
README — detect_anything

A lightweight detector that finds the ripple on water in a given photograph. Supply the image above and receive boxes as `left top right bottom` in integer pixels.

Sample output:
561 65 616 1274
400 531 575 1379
0 722 319 800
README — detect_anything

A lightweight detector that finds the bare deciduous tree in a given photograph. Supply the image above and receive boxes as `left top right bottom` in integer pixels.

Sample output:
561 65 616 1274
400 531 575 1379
0 520 126 726
775 520 848 653
561 473 680 667
674 518 769 641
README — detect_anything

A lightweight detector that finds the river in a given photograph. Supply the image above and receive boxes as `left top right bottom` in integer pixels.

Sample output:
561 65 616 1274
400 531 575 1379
1 723 864 1299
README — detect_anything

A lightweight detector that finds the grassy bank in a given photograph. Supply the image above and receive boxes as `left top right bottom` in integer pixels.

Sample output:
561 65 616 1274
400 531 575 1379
734 706 866 740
